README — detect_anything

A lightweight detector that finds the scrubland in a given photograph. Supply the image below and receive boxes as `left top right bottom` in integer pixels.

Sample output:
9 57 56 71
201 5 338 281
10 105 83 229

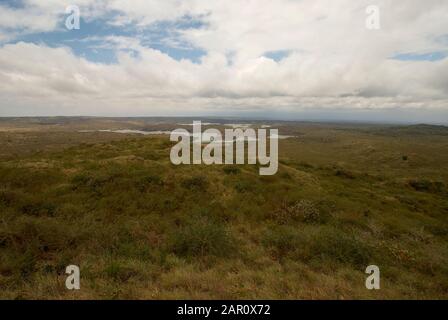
0 118 447 299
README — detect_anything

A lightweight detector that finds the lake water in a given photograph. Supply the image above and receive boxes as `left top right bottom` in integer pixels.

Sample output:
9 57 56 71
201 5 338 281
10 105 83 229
79 129 295 141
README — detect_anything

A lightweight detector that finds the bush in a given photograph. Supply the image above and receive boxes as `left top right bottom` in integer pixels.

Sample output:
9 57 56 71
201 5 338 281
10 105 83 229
408 179 445 194
262 226 305 259
311 228 371 267
104 261 139 282
71 173 108 194
0 167 60 190
181 175 208 191
409 179 432 191
0 218 80 277
6 248 38 277
223 166 240 175
71 170 130 196
20 200 56 217
0 189 19 207
170 217 234 258
270 200 323 224
234 181 252 193
136 174 163 192
335 169 355 179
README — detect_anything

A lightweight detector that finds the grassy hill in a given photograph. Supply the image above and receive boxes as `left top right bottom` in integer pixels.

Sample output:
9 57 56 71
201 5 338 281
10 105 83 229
0 120 447 299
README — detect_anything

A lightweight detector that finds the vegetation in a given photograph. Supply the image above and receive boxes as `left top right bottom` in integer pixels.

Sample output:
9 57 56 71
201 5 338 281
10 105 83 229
0 118 447 299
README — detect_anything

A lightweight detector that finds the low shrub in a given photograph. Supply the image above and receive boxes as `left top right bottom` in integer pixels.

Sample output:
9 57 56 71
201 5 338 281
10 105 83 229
0 189 20 207
181 175 208 191
136 174 163 192
408 179 445 194
335 169 355 179
104 261 140 282
223 166 240 175
262 226 305 259
234 180 252 193
20 200 56 217
170 217 235 258
311 228 372 268
270 200 324 224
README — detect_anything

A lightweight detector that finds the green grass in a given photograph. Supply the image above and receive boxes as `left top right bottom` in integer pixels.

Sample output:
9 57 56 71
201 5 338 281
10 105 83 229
0 121 447 299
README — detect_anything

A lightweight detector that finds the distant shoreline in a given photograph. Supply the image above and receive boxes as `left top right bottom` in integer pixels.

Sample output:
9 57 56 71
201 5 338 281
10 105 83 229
0 116 447 127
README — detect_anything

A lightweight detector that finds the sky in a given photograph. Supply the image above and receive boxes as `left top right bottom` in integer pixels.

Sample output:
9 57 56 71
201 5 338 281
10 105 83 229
0 0 447 123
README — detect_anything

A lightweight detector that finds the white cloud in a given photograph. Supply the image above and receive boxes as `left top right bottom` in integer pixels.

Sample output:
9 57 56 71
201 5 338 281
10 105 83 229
0 0 447 119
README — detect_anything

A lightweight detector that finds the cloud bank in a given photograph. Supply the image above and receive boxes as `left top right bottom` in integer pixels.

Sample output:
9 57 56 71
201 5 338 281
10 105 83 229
0 0 447 122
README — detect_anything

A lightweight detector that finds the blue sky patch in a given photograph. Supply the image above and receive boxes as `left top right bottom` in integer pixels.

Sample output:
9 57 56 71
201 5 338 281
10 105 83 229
392 51 448 62
2 5 208 64
263 50 291 62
